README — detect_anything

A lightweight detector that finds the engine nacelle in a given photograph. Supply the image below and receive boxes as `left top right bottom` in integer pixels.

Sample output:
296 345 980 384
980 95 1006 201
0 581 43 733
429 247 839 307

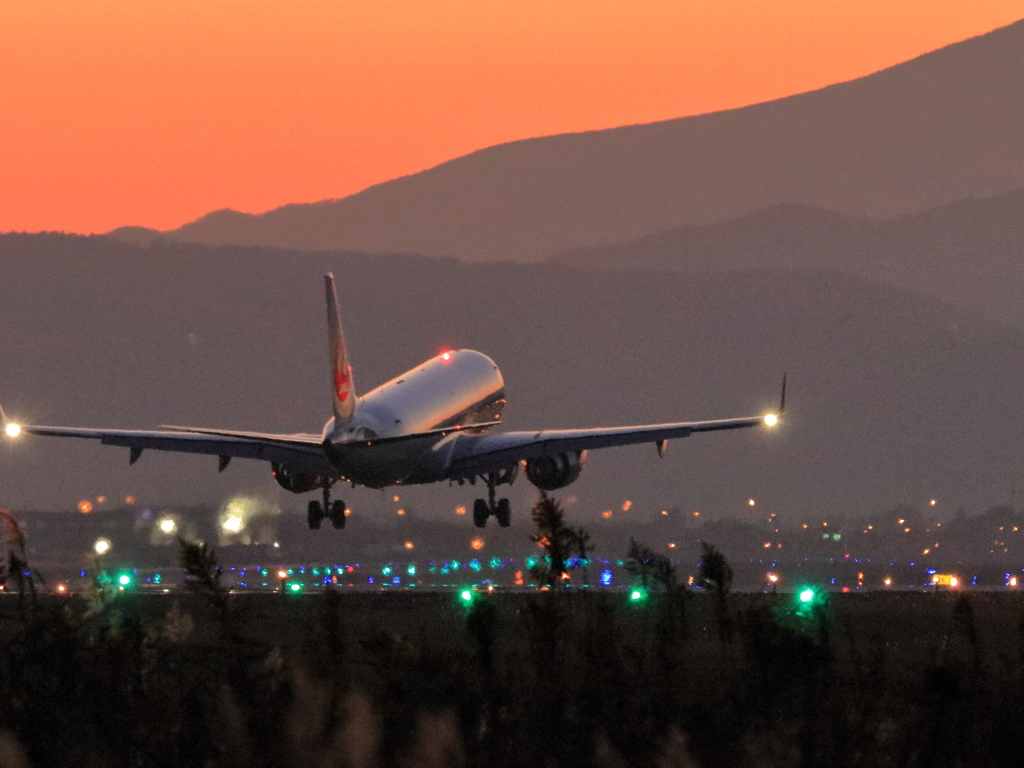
271 463 330 494
524 450 588 491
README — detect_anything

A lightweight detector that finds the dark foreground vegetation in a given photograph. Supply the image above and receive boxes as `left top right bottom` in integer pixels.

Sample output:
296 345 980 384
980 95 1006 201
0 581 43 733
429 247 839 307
2 545 1024 768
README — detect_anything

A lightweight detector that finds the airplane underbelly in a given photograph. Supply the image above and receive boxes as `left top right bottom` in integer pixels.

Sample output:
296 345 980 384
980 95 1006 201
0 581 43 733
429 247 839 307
327 436 451 488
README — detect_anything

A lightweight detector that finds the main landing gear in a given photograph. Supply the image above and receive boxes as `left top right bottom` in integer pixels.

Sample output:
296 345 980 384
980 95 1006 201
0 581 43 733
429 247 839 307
472 468 516 528
308 482 346 530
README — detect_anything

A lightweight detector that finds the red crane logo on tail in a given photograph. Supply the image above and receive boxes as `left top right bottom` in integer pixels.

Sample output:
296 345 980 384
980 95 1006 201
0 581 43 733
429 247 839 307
335 364 351 403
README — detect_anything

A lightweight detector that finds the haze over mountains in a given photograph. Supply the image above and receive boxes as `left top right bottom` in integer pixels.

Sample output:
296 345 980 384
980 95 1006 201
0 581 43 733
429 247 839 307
142 20 1024 262
552 189 1024 326
4 234 1024 523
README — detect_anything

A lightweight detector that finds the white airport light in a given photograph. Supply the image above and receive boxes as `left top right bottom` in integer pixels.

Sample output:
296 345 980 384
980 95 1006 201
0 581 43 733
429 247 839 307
4 423 21 438
158 517 177 535
221 514 244 533
94 538 111 555
764 414 778 427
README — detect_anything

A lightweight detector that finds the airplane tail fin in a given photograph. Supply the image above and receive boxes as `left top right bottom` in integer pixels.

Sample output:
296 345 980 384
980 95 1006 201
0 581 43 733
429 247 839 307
325 273 357 422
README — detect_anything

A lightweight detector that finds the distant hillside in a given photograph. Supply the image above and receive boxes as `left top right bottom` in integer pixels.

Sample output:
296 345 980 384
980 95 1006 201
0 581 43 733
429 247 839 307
106 226 161 245
3 233 1024 523
551 188 1024 325
154 20 1024 261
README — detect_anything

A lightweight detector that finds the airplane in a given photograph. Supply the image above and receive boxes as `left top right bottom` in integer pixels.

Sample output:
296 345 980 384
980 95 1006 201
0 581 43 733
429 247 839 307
1 274 784 530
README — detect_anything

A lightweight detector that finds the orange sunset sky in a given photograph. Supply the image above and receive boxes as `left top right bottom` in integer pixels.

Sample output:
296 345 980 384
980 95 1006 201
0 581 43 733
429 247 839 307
2 0 1023 235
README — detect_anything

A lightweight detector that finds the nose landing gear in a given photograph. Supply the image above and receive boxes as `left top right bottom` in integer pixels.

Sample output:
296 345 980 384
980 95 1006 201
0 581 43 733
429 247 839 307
308 483 346 530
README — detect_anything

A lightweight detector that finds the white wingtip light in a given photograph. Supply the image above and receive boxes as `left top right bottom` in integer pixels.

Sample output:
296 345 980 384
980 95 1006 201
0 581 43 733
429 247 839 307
764 414 778 427
5 423 21 438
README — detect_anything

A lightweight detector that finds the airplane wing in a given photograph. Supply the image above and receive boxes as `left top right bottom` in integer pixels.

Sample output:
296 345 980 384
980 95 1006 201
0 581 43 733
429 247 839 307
445 413 777 477
446 375 786 478
4 423 335 476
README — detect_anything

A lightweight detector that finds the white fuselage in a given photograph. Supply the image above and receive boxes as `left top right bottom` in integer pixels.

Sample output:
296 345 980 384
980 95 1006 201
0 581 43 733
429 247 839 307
320 349 505 487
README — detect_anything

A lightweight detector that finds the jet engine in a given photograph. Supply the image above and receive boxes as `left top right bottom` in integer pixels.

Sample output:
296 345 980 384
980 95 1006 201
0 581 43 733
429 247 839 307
272 463 330 494
524 451 588 491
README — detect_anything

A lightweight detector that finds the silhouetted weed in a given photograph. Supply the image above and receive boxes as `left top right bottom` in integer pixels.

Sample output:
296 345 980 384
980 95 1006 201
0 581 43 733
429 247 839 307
1 522 1024 766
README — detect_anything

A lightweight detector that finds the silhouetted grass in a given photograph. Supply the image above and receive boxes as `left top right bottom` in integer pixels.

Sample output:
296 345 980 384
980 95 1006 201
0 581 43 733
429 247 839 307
0 529 1020 766
2 584 1024 766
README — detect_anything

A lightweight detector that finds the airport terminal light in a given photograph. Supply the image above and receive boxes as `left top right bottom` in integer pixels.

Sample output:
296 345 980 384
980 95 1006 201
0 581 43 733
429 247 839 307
94 538 111 555
158 517 177 534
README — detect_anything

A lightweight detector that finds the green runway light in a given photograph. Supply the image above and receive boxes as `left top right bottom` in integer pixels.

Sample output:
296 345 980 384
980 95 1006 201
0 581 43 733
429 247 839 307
288 583 302 593
117 574 132 587
794 586 825 618
460 589 474 604
629 589 646 602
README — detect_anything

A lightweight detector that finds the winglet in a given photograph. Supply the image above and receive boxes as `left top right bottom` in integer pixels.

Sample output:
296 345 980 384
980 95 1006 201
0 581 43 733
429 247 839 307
325 274 357 422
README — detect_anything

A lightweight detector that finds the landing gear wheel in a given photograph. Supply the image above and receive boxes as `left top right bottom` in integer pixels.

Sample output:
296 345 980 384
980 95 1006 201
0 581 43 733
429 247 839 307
329 499 347 529
307 500 324 530
473 499 489 528
495 498 511 528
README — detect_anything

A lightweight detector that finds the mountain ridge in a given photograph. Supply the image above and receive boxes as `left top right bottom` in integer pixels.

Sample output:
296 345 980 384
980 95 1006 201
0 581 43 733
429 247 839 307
148 19 1024 261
